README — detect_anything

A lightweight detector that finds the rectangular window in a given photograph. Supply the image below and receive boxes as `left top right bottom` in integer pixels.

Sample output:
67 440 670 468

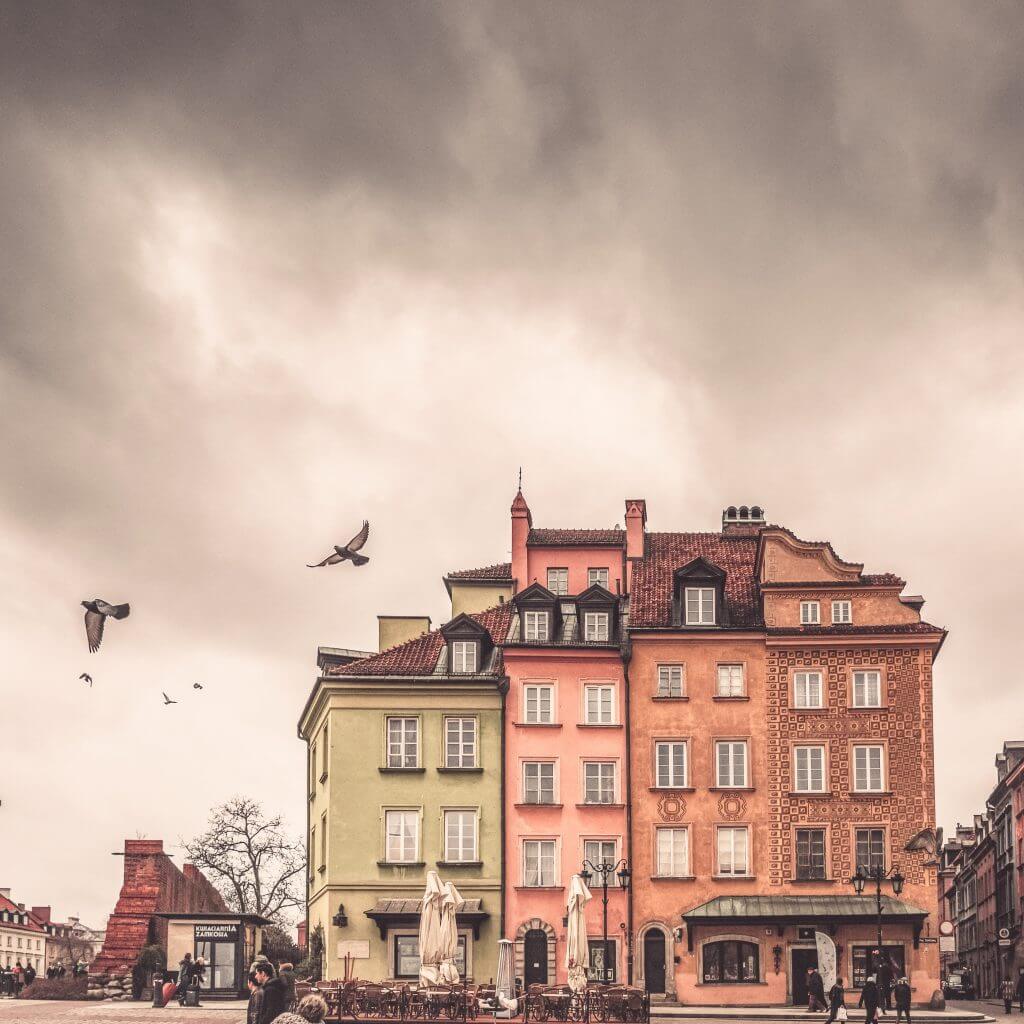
794 745 826 792
524 610 550 641
793 671 824 709
451 641 478 674
655 741 688 788
655 827 689 877
716 740 749 788
386 717 419 768
309 826 315 880
855 828 885 873
800 601 821 625
852 671 882 708
584 762 616 804
585 685 616 724
589 939 617 983
321 724 328 779
523 840 557 887
853 745 885 791
584 839 618 866
547 568 569 595
588 568 610 589
320 812 327 869
523 684 555 723
832 600 852 624
584 611 610 642
717 826 750 876
385 810 419 863
444 810 478 863
395 934 467 980
796 828 827 880
685 587 715 625
657 665 684 698
523 762 556 804
310 742 317 792
444 717 477 768
716 663 745 697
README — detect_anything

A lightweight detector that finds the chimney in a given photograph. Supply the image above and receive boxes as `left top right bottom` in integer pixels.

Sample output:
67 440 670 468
722 504 766 532
378 615 431 652
625 499 647 559
511 489 532 594
31 907 52 924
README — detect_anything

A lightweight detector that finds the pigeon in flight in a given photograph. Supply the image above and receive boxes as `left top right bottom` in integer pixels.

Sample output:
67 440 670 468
193 683 203 690
307 521 371 568
81 599 131 653
79 673 93 687
162 692 177 705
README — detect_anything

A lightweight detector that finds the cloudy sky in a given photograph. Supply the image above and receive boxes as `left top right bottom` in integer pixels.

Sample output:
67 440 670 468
2 1 1023 928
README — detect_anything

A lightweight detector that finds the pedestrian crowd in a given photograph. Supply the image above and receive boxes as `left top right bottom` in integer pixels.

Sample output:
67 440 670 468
246 960 327 1024
803 952 914 1024
0 961 36 996
1001 973 1024 1014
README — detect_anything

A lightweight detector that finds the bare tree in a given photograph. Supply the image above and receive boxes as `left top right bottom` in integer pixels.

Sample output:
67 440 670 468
183 797 306 923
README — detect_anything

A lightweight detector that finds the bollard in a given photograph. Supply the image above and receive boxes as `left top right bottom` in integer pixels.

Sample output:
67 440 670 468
152 971 165 1008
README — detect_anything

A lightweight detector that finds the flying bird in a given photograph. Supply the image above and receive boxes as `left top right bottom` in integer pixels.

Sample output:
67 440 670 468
307 520 371 568
79 673 92 687
162 692 177 705
81 599 131 653
193 683 203 690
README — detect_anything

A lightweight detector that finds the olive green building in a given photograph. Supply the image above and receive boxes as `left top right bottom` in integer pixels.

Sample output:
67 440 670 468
298 604 510 983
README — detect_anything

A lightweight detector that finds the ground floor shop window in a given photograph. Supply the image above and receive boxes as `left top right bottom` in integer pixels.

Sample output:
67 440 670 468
393 934 467 979
588 940 617 983
195 939 237 991
702 940 759 983
852 945 905 989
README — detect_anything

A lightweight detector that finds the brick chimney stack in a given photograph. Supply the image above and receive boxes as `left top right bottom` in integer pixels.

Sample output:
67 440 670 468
625 499 647 559
511 489 532 594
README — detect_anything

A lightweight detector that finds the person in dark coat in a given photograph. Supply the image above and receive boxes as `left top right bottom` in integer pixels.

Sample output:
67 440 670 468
247 971 264 1024
826 977 847 1023
859 975 880 1024
278 962 297 1010
23 964 35 988
255 961 288 1024
808 967 828 1011
177 953 194 1006
876 957 894 1012
893 977 911 1024
1016 971 1024 1014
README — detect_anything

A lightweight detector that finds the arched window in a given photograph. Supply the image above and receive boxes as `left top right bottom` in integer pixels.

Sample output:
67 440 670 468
702 940 759 983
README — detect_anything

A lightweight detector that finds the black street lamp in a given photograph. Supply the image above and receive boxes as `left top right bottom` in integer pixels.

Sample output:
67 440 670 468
581 859 630 984
850 864 905 962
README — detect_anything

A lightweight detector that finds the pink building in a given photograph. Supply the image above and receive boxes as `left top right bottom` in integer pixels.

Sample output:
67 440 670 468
504 491 630 986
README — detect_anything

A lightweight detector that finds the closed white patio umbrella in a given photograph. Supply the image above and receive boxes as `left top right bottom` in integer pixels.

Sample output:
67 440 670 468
438 879 464 985
419 870 447 987
566 873 592 994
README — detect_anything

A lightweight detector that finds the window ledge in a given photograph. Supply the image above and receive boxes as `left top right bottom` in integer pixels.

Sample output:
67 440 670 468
513 886 565 892
513 722 562 729
851 790 892 797
319 772 328 783
712 695 750 702
577 723 624 729
650 875 696 882
377 861 426 868
652 696 689 702
437 860 483 868
789 790 833 797
849 706 887 712
575 803 626 809
437 767 483 773
514 803 563 809
709 787 755 793
379 767 426 774
790 707 829 713
309 792 315 802
649 786 695 793
711 874 756 881
789 877 838 884
318 865 326 874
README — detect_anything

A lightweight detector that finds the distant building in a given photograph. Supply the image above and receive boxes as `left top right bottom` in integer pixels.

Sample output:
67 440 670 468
0 889 47 972
31 908 105 967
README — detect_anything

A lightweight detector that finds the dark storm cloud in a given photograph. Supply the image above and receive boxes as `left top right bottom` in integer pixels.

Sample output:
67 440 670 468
2 0 1024 921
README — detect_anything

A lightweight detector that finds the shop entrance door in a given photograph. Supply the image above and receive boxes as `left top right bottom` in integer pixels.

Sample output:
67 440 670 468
643 931 666 994
524 930 549 986
195 940 237 993
791 948 818 1006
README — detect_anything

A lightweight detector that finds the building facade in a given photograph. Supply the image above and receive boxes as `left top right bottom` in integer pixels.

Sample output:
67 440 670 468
0 890 46 973
299 610 508 984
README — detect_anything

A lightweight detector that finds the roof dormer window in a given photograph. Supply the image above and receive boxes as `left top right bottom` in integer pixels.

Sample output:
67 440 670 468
584 611 610 642
524 610 550 641
673 557 727 628
685 587 715 625
451 640 478 674
439 612 493 676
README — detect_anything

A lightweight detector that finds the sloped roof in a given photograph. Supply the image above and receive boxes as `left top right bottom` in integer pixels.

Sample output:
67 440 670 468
0 893 46 933
763 574 906 589
325 604 512 677
446 562 512 580
528 528 625 547
767 622 943 637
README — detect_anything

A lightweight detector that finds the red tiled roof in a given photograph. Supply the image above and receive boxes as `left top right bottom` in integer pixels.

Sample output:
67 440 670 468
762 574 906 589
767 622 944 637
860 573 906 587
630 532 762 628
446 562 512 580
529 528 625 546
0 893 46 933
327 605 513 677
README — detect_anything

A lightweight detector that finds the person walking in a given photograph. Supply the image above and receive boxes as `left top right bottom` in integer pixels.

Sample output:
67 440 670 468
255 961 288 1024
893 977 911 1024
1016 970 1024 1014
23 963 35 989
1002 977 1015 1014
876 957 894 1014
247 971 265 1024
176 953 194 1006
859 975 881 1024
278 962 297 1010
808 967 828 1012
826 977 848 1023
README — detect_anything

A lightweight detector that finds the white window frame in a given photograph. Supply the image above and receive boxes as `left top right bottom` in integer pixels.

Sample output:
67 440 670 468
583 838 620 867
524 610 550 642
716 825 750 876
547 568 569 595
386 717 419 769
685 587 716 625
384 809 420 864
583 761 617 804
444 717 477 769
715 740 749 788
716 663 745 697
853 745 885 792
523 683 555 724
584 684 616 725
832 600 852 624
654 740 688 788
588 567 610 590
794 744 827 793
451 640 478 674
655 826 690 877
657 664 685 698
800 601 821 625
584 611 610 642
522 761 556 804
443 809 479 863
522 839 558 887
793 671 824 709
852 670 882 709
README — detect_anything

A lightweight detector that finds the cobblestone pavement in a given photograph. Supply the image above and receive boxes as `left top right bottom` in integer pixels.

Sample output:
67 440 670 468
0 1001 245 1023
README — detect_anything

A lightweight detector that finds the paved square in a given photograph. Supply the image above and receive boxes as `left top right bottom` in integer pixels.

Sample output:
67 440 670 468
0 1001 245 1024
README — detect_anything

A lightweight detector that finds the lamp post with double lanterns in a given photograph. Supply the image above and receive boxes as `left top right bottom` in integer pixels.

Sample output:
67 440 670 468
580 859 630 984
850 864 905 968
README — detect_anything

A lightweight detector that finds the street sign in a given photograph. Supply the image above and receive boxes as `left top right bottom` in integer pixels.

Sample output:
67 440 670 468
939 936 956 953
920 937 938 944
999 928 1011 939
939 921 955 936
